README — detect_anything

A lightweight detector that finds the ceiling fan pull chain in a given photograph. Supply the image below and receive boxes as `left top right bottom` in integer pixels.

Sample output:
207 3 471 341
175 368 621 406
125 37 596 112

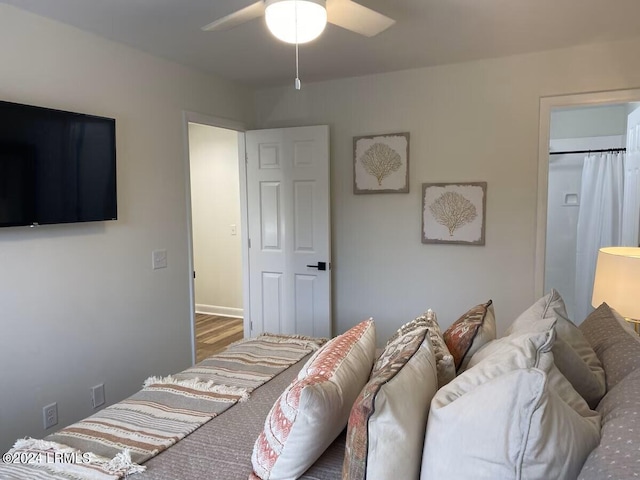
295 42 301 90
295 0 301 90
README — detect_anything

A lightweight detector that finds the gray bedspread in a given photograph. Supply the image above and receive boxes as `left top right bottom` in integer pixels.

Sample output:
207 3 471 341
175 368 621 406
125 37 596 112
136 354 345 480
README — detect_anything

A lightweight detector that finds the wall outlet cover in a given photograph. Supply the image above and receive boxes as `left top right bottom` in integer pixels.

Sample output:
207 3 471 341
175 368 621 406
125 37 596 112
43 402 58 430
92 384 106 409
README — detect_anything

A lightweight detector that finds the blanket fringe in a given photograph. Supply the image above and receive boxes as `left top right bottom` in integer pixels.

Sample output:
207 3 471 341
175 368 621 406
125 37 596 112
13 437 73 453
105 449 146 476
224 333 327 352
10 438 146 476
257 332 328 350
143 376 250 401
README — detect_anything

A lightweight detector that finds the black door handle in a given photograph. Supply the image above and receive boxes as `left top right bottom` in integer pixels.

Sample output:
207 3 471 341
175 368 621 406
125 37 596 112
307 262 327 271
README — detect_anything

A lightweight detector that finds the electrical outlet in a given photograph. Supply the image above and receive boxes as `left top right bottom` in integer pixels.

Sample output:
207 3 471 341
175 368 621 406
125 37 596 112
43 403 58 430
91 384 106 409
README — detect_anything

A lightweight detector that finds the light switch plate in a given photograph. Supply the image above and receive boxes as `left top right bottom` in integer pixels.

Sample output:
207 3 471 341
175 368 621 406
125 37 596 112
152 249 168 270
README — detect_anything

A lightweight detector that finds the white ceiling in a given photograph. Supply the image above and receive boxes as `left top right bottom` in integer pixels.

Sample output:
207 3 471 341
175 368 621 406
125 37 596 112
4 0 640 88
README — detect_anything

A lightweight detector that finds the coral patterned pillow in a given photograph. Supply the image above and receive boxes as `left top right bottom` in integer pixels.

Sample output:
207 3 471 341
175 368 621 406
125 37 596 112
443 300 496 372
343 323 438 480
250 319 376 480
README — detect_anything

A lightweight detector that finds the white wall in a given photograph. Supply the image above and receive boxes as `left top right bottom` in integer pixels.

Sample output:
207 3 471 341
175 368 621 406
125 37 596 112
0 5 253 452
550 104 629 139
188 124 243 315
254 36 640 344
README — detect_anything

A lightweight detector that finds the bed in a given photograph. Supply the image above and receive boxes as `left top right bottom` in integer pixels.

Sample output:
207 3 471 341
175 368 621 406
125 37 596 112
3 296 640 480
137 354 345 480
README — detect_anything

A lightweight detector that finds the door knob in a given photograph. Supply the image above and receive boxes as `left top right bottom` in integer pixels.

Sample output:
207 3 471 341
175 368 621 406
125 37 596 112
306 262 327 271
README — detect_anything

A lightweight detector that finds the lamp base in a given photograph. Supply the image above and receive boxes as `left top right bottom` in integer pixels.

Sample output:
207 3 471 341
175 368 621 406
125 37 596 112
624 317 640 335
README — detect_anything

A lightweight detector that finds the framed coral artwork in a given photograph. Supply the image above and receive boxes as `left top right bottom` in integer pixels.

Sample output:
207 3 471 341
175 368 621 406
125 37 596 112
422 182 487 245
353 132 410 193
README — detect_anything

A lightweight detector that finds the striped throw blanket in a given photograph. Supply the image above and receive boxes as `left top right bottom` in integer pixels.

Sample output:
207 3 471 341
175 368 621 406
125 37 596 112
0 334 325 480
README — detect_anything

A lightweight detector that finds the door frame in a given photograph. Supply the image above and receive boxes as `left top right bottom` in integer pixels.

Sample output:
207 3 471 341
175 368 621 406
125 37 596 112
535 88 640 299
182 111 251 364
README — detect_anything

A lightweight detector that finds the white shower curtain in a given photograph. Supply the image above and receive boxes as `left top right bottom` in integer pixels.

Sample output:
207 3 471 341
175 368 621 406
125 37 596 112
574 152 625 322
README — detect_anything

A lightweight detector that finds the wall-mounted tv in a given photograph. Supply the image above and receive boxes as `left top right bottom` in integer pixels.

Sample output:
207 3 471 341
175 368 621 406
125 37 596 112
0 100 117 228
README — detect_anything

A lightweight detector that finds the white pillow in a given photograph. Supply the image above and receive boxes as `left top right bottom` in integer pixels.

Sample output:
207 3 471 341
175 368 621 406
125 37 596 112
421 369 601 480
467 321 598 419
506 289 606 408
421 323 601 480
343 324 438 480
251 319 376 480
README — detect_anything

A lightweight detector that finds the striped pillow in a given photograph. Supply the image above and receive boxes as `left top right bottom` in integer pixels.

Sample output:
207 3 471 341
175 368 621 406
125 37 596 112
251 319 376 480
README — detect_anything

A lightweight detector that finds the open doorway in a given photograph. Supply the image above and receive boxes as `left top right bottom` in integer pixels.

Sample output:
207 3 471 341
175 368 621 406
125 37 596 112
184 119 332 363
536 89 640 322
186 118 247 363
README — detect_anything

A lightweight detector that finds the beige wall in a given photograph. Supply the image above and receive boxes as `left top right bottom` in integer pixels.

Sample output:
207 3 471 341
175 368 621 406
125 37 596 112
0 5 252 451
254 36 640 344
188 124 243 314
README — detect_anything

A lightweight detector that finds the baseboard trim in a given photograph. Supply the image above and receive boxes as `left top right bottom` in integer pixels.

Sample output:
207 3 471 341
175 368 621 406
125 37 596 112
196 304 244 318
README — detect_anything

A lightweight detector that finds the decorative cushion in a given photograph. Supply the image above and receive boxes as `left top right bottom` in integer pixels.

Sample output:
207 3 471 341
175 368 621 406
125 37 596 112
422 323 601 480
250 319 376 480
506 290 605 408
423 369 600 480
579 302 640 391
343 323 438 480
467 319 598 418
579 367 640 480
386 309 455 388
443 300 496 372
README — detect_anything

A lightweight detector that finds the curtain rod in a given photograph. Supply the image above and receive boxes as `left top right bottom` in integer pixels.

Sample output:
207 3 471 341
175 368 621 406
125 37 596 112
549 148 626 156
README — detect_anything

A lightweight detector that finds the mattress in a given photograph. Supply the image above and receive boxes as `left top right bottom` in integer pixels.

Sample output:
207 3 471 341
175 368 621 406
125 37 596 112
136 354 345 480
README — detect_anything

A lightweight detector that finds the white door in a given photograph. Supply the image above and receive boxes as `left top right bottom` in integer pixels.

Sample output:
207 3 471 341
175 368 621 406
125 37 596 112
246 125 331 338
622 106 640 246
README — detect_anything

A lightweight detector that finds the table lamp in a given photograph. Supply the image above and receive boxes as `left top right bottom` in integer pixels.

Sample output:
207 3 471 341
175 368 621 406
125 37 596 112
592 247 640 333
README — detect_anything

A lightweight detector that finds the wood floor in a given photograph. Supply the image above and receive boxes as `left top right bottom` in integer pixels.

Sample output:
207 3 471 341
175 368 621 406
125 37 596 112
195 314 244 363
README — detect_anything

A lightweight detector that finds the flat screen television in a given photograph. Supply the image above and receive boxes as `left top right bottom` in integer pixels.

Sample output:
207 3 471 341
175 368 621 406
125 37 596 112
0 100 117 228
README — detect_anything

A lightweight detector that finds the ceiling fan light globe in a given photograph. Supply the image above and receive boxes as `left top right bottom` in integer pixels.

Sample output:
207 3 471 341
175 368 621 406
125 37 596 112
265 0 327 44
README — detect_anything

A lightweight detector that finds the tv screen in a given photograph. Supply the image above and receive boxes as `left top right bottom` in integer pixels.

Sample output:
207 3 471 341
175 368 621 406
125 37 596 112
0 100 117 228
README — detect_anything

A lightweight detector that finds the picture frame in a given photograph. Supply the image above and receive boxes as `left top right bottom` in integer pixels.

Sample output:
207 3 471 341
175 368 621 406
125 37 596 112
353 132 410 194
422 182 487 245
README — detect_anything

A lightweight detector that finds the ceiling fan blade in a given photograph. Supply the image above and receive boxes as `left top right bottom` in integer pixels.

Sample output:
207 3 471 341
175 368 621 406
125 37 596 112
201 1 265 32
326 0 395 37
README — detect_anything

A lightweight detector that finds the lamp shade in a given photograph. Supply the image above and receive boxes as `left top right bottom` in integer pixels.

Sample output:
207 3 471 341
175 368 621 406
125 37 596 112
592 247 640 319
265 0 327 44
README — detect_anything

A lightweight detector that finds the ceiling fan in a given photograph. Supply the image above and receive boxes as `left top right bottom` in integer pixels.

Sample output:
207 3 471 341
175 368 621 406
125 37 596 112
201 0 396 43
